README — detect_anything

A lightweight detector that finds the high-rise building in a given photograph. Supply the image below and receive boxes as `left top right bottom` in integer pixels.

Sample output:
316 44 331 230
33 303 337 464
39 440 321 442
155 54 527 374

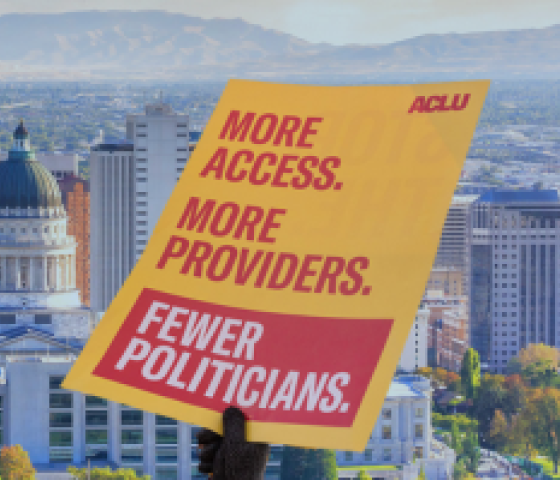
398 308 429 372
470 189 560 373
58 175 90 307
125 101 189 262
426 267 464 296
433 195 479 293
90 100 189 313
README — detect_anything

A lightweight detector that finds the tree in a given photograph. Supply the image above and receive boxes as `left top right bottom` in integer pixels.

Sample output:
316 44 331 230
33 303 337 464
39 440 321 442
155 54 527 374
280 446 309 480
453 459 469 480
514 344 560 387
0 444 36 480
474 374 506 448
488 409 509 451
67 466 150 479
357 470 371 480
450 420 462 455
303 449 338 480
460 348 480 400
529 388 560 474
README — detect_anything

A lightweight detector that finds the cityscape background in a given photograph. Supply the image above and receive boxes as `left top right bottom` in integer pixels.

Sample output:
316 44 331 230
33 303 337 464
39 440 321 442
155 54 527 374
0 6 559 480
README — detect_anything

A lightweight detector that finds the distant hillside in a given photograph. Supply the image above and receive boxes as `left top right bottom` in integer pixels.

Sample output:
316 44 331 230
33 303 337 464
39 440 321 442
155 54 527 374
0 11 558 80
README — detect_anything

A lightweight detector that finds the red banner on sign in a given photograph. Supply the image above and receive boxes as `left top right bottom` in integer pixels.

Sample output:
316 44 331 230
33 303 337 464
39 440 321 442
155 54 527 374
93 288 392 427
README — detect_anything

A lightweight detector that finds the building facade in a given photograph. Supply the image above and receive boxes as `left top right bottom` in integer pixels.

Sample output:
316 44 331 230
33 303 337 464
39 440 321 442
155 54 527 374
470 189 560 373
58 175 90 307
0 121 91 338
90 101 189 313
337 376 454 480
398 308 429 372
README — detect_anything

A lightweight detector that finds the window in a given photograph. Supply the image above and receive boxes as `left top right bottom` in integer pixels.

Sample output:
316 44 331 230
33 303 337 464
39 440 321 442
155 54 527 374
50 393 72 409
0 315 16 325
86 430 107 445
50 431 72 447
155 468 178 480
414 446 424 459
382 426 392 440
86 411 108 426
49 376 64 390
156 429 178 445
86 396 107 407
156 415 177 426
50 449 73 463
50 413 72 428
364 449 373 461
344 451 353 461
121 448 143 463
156 447 178 463
382 408 391 420
415 424 423 439
35 314 52 324
383 449 391 462
415 407 424 418
122 410 143 426
136 192 147 197
122 430 143 444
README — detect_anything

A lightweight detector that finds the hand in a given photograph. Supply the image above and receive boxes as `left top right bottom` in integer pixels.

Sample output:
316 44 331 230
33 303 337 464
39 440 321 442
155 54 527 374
197 406 270 480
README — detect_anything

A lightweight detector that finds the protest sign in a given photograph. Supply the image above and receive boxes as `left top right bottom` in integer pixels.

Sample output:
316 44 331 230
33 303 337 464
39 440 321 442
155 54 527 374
63 79 489 450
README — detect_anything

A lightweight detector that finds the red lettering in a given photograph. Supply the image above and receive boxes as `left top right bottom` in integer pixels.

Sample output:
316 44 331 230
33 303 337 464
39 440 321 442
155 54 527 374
235 249 264 285
179 240 213 276
425 96 441 113
314 157 340 190
296 117 323 148
225 149 252 182
177 197 216 232
200 147 228 179
315 257 345 294
267 253 298 289
207 245 238 281
451 93 470 111
249 152 276 186
209 203 240 237
233 206 265 241
293 255 323 293
156 236 189 269
292 156 319 189
250 114 279 144
271 155 299 188
438 95 450 111
340 257 369 295
258 209 286 244
273 116 302 147
408 96 426 114
219 110 255 141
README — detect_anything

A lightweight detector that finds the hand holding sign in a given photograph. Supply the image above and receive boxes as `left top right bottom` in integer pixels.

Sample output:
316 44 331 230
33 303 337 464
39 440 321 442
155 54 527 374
197 406 270 480
63 79 489 450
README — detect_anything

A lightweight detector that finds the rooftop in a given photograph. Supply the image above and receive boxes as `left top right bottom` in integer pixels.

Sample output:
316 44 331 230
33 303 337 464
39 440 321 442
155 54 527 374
386 375 430 399
478 188 559 203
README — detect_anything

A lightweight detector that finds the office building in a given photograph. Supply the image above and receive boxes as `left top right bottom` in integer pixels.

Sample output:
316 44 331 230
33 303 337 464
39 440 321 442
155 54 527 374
470 189 560 373
423 290 468 372
426 267 463 296
337 376 454 480
90 101 189 313
433 195 479 294
398 308 429 372
58 175 90 307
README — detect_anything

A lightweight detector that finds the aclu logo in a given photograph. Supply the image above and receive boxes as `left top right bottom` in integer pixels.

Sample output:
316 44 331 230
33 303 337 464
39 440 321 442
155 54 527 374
408 93 470 113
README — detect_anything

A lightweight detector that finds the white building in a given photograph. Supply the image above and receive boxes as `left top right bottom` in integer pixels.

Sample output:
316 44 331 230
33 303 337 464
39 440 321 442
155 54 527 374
398 308 429 372
470 188 560 373
0 121 91 337
336 376 454 480
90 100 189 313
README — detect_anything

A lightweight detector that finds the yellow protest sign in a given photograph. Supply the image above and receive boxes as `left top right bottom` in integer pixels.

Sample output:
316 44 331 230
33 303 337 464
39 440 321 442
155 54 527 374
63 79 489 451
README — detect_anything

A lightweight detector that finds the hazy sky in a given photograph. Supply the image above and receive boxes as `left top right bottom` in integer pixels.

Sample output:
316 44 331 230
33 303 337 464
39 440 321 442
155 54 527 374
1 0 559 45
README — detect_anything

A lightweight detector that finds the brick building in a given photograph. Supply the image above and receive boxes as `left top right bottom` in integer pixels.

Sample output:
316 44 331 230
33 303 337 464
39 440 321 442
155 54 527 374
58 175 90 306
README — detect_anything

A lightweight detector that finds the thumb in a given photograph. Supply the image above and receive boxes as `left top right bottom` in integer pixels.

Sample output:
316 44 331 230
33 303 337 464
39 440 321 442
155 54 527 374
223 406 246 443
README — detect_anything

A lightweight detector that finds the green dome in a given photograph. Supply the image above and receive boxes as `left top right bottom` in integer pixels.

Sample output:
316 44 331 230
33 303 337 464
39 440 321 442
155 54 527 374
0 122 62 210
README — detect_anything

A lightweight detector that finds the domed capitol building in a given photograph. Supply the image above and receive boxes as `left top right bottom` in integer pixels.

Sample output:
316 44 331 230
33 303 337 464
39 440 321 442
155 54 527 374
0 121 91 338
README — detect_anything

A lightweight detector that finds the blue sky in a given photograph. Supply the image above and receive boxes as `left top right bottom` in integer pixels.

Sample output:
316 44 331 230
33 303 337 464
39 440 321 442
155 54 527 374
1 0 559 45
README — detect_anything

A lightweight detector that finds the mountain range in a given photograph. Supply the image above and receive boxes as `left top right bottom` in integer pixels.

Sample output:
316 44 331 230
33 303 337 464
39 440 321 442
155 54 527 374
0 11 559 80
